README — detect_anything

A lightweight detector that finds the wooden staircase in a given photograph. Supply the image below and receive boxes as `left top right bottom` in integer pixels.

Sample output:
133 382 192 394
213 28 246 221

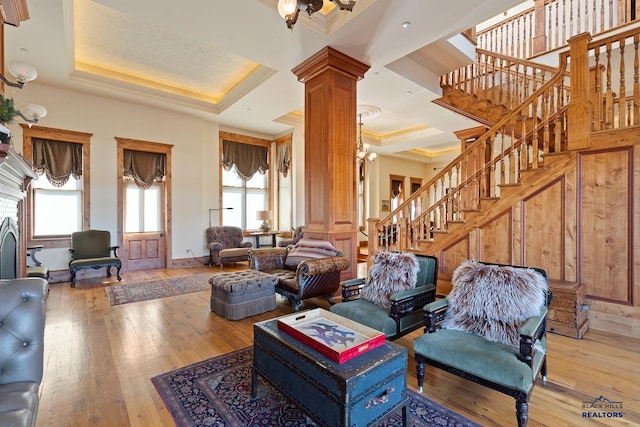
367 6 640 339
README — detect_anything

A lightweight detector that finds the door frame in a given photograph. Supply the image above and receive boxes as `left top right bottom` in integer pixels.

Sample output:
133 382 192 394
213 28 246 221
116 137 173 270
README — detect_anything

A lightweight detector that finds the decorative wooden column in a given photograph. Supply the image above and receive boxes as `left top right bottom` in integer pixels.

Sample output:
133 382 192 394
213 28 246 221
292 47 369 280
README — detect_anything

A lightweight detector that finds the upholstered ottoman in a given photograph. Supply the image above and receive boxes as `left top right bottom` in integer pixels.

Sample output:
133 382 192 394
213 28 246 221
209 270 278 320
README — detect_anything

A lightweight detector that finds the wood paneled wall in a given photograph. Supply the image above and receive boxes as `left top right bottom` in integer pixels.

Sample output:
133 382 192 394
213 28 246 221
433 132 640 338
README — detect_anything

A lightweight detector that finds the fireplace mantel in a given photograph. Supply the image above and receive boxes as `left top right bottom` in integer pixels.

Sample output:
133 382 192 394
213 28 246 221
0 142 37 277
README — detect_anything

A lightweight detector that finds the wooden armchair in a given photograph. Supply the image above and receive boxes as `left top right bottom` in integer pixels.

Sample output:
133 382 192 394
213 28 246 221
330 252 438 340
69 230 122 287
413 261 551 427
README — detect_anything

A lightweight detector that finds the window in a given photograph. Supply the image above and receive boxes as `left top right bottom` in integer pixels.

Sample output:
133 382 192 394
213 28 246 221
222 167 267 229
219 131 272 230
125 181 162 232
21 125 91 248
32 176 82 236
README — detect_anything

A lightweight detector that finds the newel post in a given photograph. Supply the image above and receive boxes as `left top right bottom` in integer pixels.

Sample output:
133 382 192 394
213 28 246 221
532 0 547 56
566 32 593 150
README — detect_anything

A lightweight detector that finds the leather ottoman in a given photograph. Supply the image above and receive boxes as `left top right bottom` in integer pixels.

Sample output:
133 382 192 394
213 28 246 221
209 270 278 320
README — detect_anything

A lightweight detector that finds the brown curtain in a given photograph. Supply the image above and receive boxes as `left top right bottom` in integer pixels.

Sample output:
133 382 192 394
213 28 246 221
32 138 83 187
391 180 403 199
123 149 166 189
222 140 269 181
276 144 290 177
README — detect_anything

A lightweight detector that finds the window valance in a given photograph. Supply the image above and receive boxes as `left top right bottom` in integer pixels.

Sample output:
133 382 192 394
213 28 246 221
123 149 166 190
32 138 83 187
222 140 269 181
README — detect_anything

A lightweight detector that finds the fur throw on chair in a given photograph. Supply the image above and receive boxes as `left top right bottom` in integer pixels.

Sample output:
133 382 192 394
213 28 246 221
442 260 547 348
361 251 419 309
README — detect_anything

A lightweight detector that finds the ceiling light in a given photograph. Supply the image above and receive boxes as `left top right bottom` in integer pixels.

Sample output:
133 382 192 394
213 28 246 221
401 21 411 28
277 0 356 30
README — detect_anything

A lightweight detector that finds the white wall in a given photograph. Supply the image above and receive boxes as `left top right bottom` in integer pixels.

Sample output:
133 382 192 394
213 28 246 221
10 83 227 271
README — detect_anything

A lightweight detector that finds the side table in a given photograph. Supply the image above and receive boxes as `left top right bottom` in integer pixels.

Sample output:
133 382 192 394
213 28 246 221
249 231 280 248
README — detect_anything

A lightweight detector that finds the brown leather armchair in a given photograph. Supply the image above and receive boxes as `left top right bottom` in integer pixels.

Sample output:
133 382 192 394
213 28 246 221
249 247 350 311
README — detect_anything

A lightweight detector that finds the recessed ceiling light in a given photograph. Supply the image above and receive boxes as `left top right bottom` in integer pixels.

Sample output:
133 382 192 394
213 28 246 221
405 91 412 96
401 21 411 29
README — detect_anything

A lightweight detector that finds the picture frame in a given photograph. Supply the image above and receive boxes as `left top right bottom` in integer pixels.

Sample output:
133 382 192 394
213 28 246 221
381 199 390 211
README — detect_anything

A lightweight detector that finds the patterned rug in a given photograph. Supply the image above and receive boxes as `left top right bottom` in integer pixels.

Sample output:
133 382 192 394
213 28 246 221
151 347 481 427
106 273 214 306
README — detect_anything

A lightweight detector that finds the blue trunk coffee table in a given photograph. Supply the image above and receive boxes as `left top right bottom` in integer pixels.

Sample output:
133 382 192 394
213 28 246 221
252 316 408 427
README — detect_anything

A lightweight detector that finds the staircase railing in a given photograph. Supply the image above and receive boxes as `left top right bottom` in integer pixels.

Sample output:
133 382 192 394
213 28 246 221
440 48 560 112
477 0 634 59
369 58 570 254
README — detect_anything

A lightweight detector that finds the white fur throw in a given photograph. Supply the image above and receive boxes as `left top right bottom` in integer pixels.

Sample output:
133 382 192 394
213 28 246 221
361 252 419 309
442 260 547 348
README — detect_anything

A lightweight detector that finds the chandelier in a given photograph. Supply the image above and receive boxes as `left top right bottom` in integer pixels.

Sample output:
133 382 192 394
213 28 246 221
356 113 376 164
277 0 356 30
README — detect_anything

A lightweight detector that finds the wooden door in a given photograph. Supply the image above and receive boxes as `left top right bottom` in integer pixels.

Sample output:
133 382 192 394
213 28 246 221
123 231 165 270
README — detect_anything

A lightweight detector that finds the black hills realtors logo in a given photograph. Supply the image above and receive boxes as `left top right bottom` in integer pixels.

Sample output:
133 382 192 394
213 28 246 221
582 395 624 419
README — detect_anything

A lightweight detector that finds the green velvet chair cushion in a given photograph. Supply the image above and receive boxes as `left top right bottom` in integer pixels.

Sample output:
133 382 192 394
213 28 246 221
330 299 398 337
413 329 547 394
69 257 121 269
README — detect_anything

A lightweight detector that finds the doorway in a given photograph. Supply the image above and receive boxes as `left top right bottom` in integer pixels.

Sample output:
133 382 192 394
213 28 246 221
116 138 173 271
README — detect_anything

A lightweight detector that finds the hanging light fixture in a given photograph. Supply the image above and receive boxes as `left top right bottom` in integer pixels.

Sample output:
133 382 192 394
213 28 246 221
277 0 356 30
0 60 47 127
356 113 376 164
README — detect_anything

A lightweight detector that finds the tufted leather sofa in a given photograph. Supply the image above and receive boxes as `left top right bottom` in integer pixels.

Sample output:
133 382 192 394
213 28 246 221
248 247 350 312
206 226 253 267
0 278 48 427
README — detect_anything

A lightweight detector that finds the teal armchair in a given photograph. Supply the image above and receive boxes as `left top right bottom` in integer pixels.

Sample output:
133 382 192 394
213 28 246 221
413 261 551 427
330 253 438 340
69 230 122 287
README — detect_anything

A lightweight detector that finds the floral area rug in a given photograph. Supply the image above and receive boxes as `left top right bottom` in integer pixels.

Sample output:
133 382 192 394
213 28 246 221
151 347 482 427
106 273 214 306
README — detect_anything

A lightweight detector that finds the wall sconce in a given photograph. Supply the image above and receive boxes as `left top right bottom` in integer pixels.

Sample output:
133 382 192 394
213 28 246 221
0 61 47 127
0 60 37 88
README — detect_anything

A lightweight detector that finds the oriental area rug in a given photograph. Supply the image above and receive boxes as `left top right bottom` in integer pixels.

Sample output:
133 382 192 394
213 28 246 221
106 273 214 306
151 347 482 427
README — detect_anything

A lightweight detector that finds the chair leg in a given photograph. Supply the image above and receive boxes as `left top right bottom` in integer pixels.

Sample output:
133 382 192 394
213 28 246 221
541 357 548 382
70 269 76 288
415 357 425 393
106 266 112 277
516 398 528 427
115 265 122 281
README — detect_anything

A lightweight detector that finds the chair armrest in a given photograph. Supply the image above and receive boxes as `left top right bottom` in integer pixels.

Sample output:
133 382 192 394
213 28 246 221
340 278 365 301
298 256 350 276
518 306 548 366
423 298 449 333
207 242 223 251
240 241 253 248
389 285 436 318
390 284 435 302
110 245 120 257
520 307 547 338
249 248 287 271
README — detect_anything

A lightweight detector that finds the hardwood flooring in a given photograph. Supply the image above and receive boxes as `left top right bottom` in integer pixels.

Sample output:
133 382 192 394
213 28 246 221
37 265 640 426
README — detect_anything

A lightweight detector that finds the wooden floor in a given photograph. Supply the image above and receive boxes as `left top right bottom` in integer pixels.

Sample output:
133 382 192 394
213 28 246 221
37 265 640 427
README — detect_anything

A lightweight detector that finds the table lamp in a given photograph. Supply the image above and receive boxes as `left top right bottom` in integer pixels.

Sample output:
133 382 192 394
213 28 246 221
256 210 272 232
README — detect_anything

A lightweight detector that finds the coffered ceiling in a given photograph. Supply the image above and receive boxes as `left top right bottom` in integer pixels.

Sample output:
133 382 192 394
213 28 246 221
4 0 524 161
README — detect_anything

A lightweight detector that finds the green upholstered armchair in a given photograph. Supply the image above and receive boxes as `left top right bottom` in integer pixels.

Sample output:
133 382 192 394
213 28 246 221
68 230 122 288
413 261 551 427
330 253 438 340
